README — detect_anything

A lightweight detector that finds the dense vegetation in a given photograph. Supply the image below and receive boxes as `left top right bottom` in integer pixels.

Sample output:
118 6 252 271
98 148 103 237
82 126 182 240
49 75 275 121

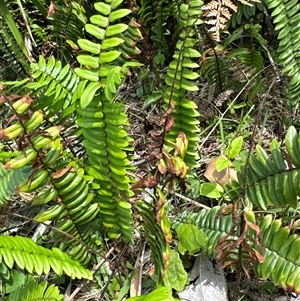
1 0 300 300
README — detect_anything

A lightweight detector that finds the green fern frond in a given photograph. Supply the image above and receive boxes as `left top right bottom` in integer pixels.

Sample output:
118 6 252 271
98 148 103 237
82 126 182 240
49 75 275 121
48 1 87 46
76 97 134 241
72 0 143 241
255 215 300 294
228 48 264 72
227 126 300 210
163 1 204 168
0 235 92 279
0 1 32 65
264 0 300 109
229 2 263 27
9 277 63 301
0 164 31 205
31 165 99 264
136 200 166 284
200 54 233 94
3 55 80 120
179 206 300 293
0 30 29 81
27 55 80 116
139 0 179 57
0 103 96 263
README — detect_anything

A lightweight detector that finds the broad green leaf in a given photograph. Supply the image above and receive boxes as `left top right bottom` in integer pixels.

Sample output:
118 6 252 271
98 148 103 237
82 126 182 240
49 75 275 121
102 37 124 49
248 78 264 102
180 3 189 12
109 9 131 22
181 99 198 109
80 82 101 109
285 126 300 166
165 251 187 292
126 286 175 301
183 48 201 57
200 182 224 198
226 136 243 159
106 24 128 36
176 39 196 49
180 79 199 91
77 39 101 54
104 66 122 100
75 67 99 82
56 64 70 81
2 248 14 268
143 91 163 108
177 224 207 255
77 55 99 69
182 68 199 80
99 51 121 63
111 0 123 9
167 68 181 80
228 48 250 57
216 156 231 172
94 2 111 15
90 15 109 27
181 58 199 68
85 24 106 40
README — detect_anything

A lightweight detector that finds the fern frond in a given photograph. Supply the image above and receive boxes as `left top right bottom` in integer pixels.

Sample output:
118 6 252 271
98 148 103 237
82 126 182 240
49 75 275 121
255 215 300 294
0 29 29 80
228 48 263 72
0 164 31 205
0 97 96 263
229 1 263 27
0 235 92 279
203 0 261 41
179 206 300 294
4 55 80 120
74 1 143 241
136 200 167 284
48 1 87 45
200 53 233 94
28 55 80 117
264 0 300 109
9 278 63 301
227 126 300 210
214 89 233 107
163 1 204 168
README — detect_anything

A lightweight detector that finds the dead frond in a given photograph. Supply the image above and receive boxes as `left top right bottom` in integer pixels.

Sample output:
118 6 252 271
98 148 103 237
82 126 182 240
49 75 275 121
202 0 261 41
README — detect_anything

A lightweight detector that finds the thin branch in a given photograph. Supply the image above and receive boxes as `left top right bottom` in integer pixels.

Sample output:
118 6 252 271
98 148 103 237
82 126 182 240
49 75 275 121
174 192 211 209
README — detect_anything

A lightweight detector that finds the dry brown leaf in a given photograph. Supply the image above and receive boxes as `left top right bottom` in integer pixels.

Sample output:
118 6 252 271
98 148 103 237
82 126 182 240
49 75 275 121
130 244 145 297
47 1 56 18
204 154 237 186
